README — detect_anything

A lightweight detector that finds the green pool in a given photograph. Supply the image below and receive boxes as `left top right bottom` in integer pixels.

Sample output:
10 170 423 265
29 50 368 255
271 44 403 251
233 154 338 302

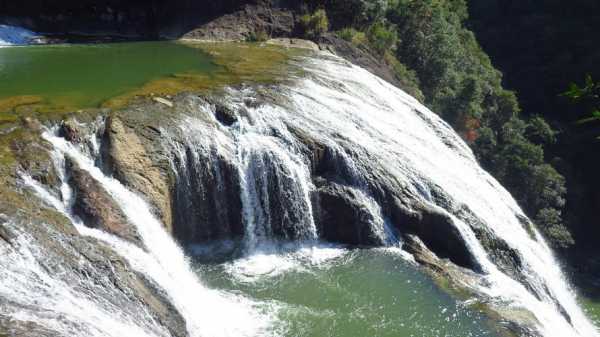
0 41 218 112
193 244 502 337
582 297 600 328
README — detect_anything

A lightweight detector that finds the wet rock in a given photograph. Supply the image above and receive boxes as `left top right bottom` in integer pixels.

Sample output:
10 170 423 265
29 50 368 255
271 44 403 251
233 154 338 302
59 118 84 143
9 126 59 189
103 116 173 233
153 97 174 107
267 38 319 50
0 214 187 337
171 149 244 244
68 159 143 247
390 198 478 270
403 235 542 337
208 98 238 126
0 314 61 337
314 180 385 246
287 125 327 174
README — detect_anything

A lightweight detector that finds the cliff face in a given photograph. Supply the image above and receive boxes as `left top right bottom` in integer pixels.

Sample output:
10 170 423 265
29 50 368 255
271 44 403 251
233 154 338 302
0 0 260 38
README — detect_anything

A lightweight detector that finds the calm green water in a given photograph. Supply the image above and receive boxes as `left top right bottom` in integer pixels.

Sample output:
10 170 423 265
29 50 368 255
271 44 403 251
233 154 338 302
193 244 501 337
0 41 218 109
582 297 600 328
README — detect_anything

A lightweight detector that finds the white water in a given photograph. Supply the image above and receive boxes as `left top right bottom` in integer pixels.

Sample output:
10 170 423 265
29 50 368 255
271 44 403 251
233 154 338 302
0 223 171 337
275 54 598 337
0 24 37 46
24 131 277 337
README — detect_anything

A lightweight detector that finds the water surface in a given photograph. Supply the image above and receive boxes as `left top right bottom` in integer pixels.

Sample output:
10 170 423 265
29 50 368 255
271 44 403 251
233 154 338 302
0 41 218 111
193 243 502 337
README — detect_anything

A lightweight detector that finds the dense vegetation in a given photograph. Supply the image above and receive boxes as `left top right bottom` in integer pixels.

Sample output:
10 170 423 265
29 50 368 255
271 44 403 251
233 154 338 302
467 1 600 264
300 0 573 249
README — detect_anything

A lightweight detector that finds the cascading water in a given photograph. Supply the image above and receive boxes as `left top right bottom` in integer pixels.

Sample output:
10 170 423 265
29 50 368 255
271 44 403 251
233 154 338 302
159 52 597 336
0 24 37 46
5 47 598 337
16 129 277 337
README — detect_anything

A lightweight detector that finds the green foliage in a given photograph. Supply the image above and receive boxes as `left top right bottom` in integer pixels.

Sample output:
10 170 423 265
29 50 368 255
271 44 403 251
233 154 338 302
562 75 600 127
527 116 557 145
469 1 600 253
366 21 397 55
337 27 367 47
299 9 329 39
383 51 423 101
535 208 574 249
383 0 571 248
305 0 387 29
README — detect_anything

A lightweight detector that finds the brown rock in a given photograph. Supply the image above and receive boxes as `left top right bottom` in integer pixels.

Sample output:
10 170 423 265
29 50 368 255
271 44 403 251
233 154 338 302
68 160 143 246
104 116 173 233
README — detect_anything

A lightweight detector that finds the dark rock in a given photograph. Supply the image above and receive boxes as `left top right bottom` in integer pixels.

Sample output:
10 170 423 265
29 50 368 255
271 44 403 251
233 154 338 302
181 4 294 41
287 125 327 175
390 198 479 270
210 99 238 126
171 148 244 244
314 180 385 246
68 159 143 247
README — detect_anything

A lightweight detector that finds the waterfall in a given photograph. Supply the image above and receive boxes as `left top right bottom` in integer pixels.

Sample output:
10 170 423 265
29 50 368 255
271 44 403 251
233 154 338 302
159 53 597 336
0 24 37 46
17 129 276 337
8 48 598 337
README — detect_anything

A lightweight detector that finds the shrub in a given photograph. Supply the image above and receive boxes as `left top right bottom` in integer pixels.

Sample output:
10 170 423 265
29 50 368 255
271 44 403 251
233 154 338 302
383 51 423 101
366 21 398 55
535 208 574 249
527 116 557 145
299 9 329 39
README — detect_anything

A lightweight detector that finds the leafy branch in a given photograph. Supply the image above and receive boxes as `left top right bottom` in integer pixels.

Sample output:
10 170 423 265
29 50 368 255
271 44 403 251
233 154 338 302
561 75 600 128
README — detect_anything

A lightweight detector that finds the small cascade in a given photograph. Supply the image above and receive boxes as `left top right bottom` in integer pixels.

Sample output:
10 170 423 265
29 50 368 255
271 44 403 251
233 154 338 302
235 131 318 250
0 224 172 337
164 101 319 253
19 128 276 337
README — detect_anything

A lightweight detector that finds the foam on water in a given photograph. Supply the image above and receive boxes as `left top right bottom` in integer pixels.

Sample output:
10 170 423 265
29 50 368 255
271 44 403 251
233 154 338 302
222 243 348 283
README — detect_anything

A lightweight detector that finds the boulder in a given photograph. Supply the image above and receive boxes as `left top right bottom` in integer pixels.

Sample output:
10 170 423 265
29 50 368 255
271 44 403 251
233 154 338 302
181 4 294 42
390 197 478 270
314 180 385 246
287 125 327 175
68 159 143 247
103 116 173 232
59 119 84 143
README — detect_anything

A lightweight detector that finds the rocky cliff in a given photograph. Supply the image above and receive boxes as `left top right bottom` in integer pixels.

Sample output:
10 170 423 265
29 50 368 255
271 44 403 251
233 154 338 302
0 0 278 39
